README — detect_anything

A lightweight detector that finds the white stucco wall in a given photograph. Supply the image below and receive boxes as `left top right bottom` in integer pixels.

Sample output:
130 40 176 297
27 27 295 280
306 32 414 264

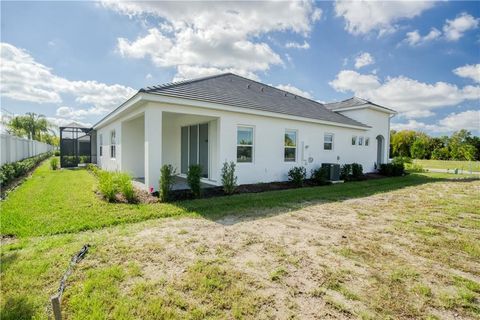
95 98 392 189
121 115 144 178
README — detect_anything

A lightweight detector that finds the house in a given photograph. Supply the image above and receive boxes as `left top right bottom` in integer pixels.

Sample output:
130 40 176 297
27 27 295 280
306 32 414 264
93 73 396 190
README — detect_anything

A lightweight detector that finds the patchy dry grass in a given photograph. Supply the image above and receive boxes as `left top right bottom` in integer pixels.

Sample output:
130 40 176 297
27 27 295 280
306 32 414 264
1 177 479 319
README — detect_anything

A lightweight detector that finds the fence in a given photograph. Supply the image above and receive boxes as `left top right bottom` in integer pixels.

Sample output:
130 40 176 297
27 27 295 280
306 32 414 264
1 133 54 165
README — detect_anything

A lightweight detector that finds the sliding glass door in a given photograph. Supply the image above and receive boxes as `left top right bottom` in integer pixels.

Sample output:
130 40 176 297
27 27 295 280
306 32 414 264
181 123 208 178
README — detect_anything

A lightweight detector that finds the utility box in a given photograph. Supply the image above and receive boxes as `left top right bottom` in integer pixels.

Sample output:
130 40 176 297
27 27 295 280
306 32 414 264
321 163 341 181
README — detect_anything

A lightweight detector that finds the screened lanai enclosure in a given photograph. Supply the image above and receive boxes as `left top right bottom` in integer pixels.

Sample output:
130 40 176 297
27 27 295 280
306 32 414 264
60 125 97 168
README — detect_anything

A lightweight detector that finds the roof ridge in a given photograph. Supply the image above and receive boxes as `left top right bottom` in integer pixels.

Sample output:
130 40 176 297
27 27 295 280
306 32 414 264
140 72 233 92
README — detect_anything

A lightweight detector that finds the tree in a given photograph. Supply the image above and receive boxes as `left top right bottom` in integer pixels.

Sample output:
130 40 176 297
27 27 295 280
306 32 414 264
410 134 432 159
391 130 417 157
7 112 56 141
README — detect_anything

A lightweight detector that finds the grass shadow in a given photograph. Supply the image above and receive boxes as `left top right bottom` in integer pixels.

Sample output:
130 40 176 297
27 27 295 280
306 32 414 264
175 173 479 225
1 296 35 320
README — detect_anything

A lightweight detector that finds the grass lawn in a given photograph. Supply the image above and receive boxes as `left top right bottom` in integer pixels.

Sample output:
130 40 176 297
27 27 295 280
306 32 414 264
2 160 478 238
413 159 480 172
1 161 479 319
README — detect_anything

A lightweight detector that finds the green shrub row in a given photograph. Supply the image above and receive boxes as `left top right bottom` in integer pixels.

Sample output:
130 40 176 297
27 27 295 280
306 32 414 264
86 165 136 203
0 152 52 187
340 163 363 181
288 165 330 187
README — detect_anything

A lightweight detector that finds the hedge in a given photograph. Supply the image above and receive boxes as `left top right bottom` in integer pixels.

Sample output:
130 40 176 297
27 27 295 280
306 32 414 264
0 152 52 187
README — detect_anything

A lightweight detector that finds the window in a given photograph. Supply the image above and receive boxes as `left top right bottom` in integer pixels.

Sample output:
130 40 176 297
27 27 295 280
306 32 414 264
237 126 253 163
324 133 333 150
351 136 357 145
99 134 103 156
110 130 116 159
359 136 364 146
365 137 370 146
284 130 297 162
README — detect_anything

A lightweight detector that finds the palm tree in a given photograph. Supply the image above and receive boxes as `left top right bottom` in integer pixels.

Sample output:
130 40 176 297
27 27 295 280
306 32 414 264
7 112 56 141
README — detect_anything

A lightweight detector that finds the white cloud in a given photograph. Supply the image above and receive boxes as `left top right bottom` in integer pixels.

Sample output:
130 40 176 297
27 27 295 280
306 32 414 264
330 69 480 119
285 41 310 49
0 42 136 112
334 0 435 35
392 110 480 133
354 52 375 69
275 84 313 99
103 1 321 80
443 12 479 41
404 28 441 46
47 116 92 128
453 64 480 83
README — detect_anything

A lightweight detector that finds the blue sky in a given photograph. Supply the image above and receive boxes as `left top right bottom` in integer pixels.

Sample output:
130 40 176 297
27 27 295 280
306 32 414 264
1 1 479 135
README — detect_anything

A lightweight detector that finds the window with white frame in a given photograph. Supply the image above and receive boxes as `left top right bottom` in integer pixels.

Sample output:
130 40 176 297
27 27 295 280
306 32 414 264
365 137 370 146
324 133 333 150
99 134 103 156
351 136 357 145
110 130 116 159
359 136 364 146
237 126 253 163
284 130 297 162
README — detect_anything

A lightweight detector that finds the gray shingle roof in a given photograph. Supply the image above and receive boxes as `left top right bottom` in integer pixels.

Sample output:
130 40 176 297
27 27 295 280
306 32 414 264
140 73 369 128
325 97 396 113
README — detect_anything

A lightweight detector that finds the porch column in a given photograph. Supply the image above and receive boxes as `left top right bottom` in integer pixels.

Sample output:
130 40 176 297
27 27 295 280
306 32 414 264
144 106 162 191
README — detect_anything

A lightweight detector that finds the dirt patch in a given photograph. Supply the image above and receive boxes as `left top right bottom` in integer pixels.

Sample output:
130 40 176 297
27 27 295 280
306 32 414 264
79 179 480 319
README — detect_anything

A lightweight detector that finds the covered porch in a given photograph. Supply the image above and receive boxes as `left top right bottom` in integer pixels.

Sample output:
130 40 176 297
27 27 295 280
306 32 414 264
121 107 220 191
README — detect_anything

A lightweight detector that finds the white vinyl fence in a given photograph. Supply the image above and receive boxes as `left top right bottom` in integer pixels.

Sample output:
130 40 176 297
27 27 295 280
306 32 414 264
1 133 54 165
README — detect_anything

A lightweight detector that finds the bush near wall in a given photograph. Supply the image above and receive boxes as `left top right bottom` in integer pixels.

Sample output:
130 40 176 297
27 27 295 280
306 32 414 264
340 163 364 181
0 152 52 187
86 165 137 203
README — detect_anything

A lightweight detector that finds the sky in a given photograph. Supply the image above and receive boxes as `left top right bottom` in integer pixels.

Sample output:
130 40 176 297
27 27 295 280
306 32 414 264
1 0 479 136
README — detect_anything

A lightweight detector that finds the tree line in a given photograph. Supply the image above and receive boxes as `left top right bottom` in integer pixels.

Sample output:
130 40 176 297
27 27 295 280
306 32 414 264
5 112 59 146
390 129 480 161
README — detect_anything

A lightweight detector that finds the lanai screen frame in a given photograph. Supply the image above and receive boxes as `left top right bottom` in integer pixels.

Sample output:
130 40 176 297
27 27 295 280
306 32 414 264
59 126 96 168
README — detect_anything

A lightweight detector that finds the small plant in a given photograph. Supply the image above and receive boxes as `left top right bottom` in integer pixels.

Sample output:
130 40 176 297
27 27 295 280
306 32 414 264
54 150 60 156
288 166 306 187
159 164 176 202
115 172 136 203
86 163 100 176
187 164 202 198
351 163 363 179
311 166 328 185
221 161 237 195
340 164 352 180
50 157 59 170
98 171 118 202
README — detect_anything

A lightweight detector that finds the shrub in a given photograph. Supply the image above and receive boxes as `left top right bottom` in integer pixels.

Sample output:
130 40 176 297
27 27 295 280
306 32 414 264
221 161 237 195
340 163 363 181
98 171 118 202
115 172 136 203
159 164 176 202
50 157 59 170
288 166 306 187
351 163 363 179
54 150 60 156
311 166 328 185
0 152 52 187
340 164 352 180
392 156 411 166
86 164 100 176
187 165 202 198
